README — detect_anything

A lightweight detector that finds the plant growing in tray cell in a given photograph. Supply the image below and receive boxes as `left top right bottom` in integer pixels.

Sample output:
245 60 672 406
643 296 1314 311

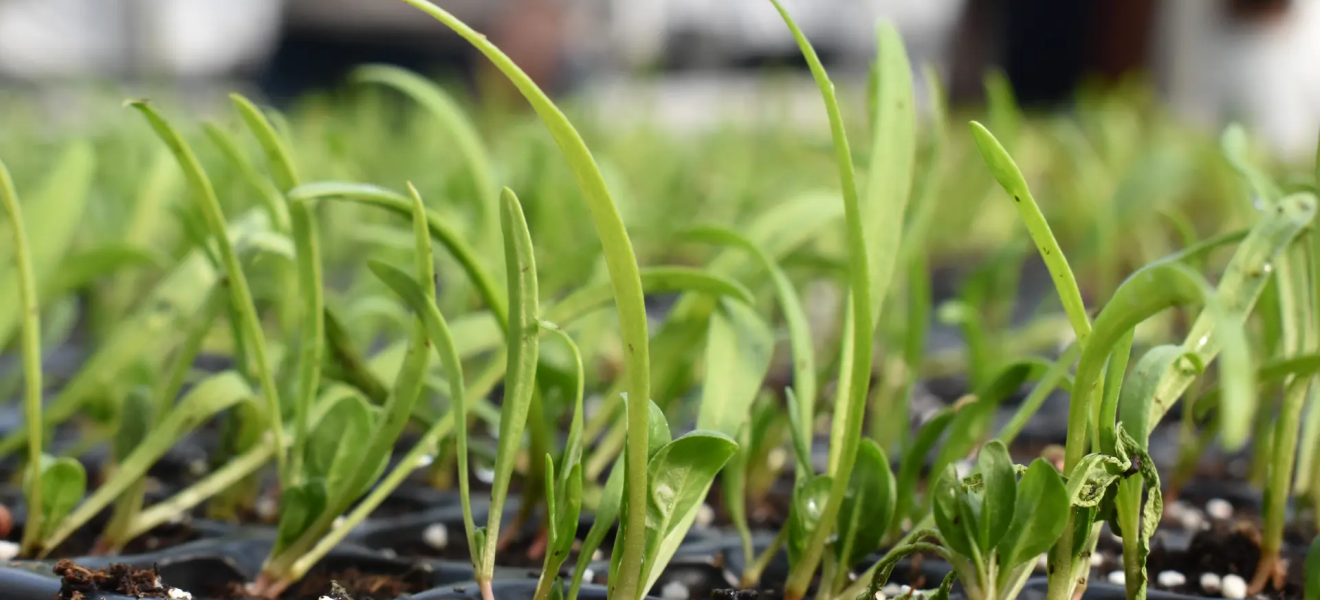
864 441 1067 600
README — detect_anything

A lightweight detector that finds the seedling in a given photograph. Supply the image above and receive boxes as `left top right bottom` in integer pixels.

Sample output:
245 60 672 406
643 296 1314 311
866 442 1067 600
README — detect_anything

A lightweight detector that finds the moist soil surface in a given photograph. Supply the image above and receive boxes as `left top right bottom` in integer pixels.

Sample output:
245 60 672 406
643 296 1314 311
219 568 433 600
55 559 170 600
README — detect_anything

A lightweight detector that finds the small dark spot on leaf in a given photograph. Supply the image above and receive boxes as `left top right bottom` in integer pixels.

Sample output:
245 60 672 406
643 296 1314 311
1013 195 1021 202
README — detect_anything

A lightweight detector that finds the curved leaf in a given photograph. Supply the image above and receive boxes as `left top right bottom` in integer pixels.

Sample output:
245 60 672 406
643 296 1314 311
834 440 895 567
304 394 373 497
638 431 739 595
352 64 497 245
994 459 1068 572
969 121 1090 344
787 474 834 567
274 480 326 555
696 298 774 437
1148 192 1315 430
37 457 86 539
977 440 1016 553
932 465 978 560
229 94 300 192
481 188 541 577
288 181 507 327
129 101 287 482
680 224 816 459
389 5 653 594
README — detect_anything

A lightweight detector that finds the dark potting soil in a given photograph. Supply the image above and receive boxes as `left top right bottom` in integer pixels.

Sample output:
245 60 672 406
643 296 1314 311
54 559 171 599
216 568 434 600
4 514 207 558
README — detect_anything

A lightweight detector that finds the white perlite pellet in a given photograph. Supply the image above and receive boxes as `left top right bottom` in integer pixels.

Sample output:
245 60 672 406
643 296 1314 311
661 581 690 599
1221 574 1247 599
1157 571 1187 588
767 447 788 471
0 540 21 560
592 549 603 561
873 592 886 600
167 588 193 600
423 523 449 549
1200 573 1222 594
1108 571 1126 585
1090 552 1104 567
695 504 716 528
582 568 595 584
881 583 905 597
1036 554 1050 571
954 460 975 479
255 496 278 521
1206 498 1234 520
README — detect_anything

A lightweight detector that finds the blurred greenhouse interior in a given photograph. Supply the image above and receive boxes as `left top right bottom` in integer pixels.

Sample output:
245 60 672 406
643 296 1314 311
1 0 1319 158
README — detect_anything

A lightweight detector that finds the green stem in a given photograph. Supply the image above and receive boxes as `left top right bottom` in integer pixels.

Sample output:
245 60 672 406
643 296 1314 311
126 439 276 540
1255 375 1313 592
0 159 44 557
741 526 788 588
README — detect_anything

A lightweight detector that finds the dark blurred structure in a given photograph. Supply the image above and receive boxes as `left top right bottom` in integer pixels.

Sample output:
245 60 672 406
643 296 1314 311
0 0 1315 157
259 0 569 103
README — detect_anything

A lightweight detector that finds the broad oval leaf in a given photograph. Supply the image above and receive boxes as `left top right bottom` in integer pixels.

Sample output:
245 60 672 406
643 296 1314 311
787 474 834 567
273 480 327 554
37 457 86 539
976 440 1016 553
639 431 740 594
834 439 896 567
305 393 374 497
932 465 978 560
994 458 1069 571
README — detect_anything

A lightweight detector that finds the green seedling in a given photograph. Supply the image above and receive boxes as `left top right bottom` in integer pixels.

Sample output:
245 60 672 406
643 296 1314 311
97 288 228 553
129 100 291 486
40 371 255 557
567 399 669 600
762 2 916 598
532 324 585 600
391 4 655 598
250 185 435 598
1 157 54 558
867 442 1067 600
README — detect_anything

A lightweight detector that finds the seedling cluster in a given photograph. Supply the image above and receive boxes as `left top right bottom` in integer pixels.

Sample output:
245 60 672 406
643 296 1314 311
0 1 1318 600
